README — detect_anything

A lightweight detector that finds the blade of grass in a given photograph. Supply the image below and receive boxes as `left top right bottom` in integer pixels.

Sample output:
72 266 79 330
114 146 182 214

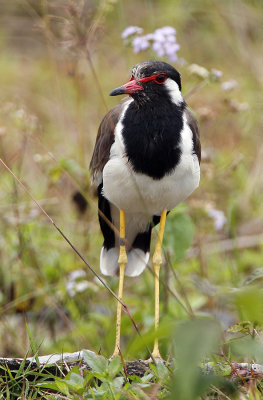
25 319 40 366
15 354 28 378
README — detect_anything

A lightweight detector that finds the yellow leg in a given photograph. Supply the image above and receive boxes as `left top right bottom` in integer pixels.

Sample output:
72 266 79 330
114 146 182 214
152 209 167 359
112 209 127 358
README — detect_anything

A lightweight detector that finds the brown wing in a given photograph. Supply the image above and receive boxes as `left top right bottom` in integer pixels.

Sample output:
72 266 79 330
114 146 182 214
185 108 201 164
89 98 130 184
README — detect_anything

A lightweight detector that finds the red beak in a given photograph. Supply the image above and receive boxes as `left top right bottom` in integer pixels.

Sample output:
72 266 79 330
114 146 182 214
109 79 144 96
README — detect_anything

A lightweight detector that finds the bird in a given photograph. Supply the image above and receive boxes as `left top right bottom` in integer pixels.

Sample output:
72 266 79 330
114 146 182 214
90 60 201 359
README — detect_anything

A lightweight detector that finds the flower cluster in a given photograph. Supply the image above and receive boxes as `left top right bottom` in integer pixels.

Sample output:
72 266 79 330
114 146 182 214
207 208 227 231
122 26 180 63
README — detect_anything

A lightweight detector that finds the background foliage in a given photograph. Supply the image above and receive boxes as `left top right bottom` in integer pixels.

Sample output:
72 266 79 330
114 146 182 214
0 0 263 398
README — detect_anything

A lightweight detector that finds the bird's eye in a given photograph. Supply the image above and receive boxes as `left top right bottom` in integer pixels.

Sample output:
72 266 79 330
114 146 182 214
155 74 167 84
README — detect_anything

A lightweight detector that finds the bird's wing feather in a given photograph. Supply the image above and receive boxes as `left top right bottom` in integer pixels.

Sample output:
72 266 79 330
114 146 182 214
185 108 201 164
89 98 130 184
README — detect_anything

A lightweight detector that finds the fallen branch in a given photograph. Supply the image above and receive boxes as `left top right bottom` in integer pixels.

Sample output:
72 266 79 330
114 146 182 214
187 233 263 257
0 350 150 378
1 350 263 379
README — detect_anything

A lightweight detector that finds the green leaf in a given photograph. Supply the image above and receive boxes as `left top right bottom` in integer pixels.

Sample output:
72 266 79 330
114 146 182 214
65 372 85 391
55 380 70 396
112 376 124 389
234 286 263 325
156 362 169 380
174 319 221 364
108 355 122 377
164 212 195 260
171 318 222 400
141 373 154 383
230 336 263 363
35 381 61 391
83 350 108 374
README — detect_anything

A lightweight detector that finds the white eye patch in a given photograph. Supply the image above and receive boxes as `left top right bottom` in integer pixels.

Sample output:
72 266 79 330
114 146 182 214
164 78 183 105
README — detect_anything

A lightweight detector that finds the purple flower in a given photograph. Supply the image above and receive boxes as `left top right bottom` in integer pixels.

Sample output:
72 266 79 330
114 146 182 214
152 41 165 57
132 36 150 53
166 35 177 43
121 26 143 39
145 33 154 41
152 26 179 62
155 26 176 36
122 25 180 63
164 42 180 63
208 209 227 231
211 68 223 78
153 31 166 43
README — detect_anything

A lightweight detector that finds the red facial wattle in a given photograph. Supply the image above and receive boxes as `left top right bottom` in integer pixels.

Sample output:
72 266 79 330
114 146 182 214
122 79 145 94
136 73 167 85
109 73 168 96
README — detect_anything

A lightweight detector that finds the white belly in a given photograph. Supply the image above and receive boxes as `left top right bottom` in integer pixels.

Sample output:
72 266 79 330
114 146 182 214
103 153 200 215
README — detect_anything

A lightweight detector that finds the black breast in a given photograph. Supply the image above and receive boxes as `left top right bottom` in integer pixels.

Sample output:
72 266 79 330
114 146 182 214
121 100 185 180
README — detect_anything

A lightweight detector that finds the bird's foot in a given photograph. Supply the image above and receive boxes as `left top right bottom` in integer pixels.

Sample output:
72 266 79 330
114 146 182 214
145 347 165 364
109 345 121 360
109 353 118 361
145 355 165 364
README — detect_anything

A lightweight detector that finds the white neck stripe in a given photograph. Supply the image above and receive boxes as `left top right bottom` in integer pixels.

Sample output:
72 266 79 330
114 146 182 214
164 78 183 106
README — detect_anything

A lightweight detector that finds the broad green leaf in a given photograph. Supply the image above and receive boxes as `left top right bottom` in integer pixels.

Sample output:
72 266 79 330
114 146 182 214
234 286 263 325
230 336 263 363
113 376 124 389
108 355 122 377
65 372 85 391
164 212 195 260
149 361 169 380
83 350 108 374
170 318 222 400
174 318 221 365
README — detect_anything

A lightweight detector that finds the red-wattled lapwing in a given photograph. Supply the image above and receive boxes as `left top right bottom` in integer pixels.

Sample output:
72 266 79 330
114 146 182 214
90 60 201 359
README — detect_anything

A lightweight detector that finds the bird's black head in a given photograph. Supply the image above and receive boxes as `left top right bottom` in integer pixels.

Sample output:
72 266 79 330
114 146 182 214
110 60 183 106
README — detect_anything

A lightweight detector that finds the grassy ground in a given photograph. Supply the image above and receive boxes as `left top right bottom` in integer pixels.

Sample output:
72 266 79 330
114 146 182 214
0 0 263 398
